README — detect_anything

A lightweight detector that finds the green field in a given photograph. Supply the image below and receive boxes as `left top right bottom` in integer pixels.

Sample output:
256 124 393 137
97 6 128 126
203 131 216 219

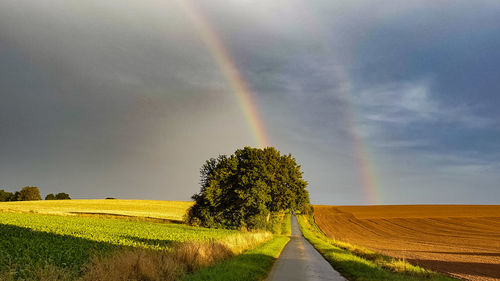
0 212 241 279
0 200 277 280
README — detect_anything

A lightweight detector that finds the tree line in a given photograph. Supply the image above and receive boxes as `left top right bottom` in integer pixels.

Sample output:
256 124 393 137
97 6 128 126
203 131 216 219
0 186 71 202
187 146 312 230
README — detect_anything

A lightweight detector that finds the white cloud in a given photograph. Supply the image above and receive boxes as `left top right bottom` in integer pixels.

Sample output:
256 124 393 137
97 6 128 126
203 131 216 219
355 79 492 129
356 79 435 123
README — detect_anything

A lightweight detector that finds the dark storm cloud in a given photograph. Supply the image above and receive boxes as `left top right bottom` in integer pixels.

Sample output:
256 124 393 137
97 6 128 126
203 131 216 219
1 0 499 204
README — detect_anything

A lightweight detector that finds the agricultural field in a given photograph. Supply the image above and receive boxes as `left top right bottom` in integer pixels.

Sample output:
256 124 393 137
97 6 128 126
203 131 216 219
0 200 272 280
314 205 500 281
0 199 193 222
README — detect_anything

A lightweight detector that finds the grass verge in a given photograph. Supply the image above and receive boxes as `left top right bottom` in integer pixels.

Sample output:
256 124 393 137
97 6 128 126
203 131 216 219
181 236 289 281
297 215 459 281
181 212 291 281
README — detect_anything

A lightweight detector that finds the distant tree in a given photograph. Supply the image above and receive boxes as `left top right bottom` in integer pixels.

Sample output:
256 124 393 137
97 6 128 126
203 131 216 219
55 192 71 200
45 193 56 200
12 191 21 201
0 189 14 202
18 186 41 201
187 147 310 230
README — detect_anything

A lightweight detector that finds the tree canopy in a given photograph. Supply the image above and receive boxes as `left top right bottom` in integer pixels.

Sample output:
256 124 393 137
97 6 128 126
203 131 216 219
18 186 41 201
0 190 14 202
1 187 71 202
186 147 311 229
55 192 71 200
45 193 56 200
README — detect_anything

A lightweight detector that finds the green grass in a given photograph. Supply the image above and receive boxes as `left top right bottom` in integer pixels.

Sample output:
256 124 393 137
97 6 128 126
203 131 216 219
0 212 238 248
182 236 289 281
0 212 243 279
297 215 459 281
182 212 291 281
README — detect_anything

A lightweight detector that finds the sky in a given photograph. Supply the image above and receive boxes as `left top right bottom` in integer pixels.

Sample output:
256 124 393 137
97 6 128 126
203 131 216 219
1 0 500 205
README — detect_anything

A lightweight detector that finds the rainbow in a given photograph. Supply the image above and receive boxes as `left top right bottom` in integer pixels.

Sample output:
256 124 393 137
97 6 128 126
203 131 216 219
345 107 382 205
288 1 383 204
329 69 382 205
175 0 269 148
176 0 381 204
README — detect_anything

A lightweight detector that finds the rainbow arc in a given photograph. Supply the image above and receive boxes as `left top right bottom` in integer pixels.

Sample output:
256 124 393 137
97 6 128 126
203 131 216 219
176 0 269 149
177 0 381 204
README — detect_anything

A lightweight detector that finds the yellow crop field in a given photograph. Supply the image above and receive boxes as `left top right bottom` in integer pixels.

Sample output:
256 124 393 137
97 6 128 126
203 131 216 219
0 199 193 222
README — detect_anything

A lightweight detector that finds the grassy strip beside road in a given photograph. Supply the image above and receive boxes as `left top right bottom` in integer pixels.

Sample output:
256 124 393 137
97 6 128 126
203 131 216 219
297 215 459 281
183 236 289 281
182 212 291 281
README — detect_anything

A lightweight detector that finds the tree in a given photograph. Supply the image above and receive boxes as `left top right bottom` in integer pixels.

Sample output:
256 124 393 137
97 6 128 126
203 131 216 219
12 191 21 201
18 186 41 201
187 147 310 229
0 190 14 202
55 192 71 200
45 193 56 200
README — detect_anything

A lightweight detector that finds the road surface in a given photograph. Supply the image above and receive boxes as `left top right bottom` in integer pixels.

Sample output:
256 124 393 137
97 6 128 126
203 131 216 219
266 215 346 281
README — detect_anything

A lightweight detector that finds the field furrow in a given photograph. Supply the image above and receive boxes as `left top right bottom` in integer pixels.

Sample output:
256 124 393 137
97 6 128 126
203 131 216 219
314 205 500 281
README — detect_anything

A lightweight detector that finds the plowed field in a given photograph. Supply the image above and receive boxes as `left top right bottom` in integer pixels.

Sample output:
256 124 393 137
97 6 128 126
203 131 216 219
314 205 500 281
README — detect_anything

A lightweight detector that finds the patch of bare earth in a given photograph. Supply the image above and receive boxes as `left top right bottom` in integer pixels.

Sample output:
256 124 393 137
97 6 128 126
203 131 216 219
314 205 500 281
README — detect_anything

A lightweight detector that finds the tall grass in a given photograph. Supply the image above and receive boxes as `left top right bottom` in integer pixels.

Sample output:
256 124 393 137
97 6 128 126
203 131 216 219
182 237 289 281
183 214 291 281
79 231 273 281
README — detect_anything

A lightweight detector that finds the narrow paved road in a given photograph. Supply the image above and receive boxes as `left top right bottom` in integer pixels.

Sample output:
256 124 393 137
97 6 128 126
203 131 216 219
266 215 346 281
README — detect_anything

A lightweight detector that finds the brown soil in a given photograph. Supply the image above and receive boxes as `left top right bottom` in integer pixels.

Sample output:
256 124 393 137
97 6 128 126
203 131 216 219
314 205 500 281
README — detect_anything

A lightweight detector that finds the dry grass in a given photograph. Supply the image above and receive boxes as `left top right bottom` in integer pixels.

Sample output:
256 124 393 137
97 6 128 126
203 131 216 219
80 248 184 281
79 231 272 281
0 200 193 222
218 232 273 255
